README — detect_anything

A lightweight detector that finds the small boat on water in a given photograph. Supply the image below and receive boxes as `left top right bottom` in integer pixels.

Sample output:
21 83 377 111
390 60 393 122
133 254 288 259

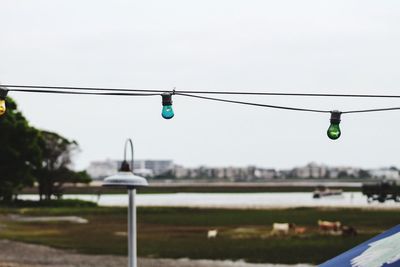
313 186 343 198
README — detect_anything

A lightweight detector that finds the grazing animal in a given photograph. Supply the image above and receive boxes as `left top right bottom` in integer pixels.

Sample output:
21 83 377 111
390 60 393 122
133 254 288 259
341 225 357 236
318 220 342 232
271 223 295 235
207 229 218 239
294 226 307 235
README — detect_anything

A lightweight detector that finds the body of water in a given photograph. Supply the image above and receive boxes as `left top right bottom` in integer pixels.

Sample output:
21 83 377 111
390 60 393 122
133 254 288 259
19 192 400 209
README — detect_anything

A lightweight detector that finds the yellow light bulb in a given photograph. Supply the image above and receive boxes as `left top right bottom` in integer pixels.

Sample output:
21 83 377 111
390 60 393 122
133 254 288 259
0 99 6 116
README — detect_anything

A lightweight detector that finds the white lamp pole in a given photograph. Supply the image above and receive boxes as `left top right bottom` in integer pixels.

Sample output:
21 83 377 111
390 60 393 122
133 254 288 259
103 139 148 267
128 188 137 267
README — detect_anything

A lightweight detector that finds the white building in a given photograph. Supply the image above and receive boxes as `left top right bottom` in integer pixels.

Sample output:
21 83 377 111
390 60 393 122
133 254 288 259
328 166 361 178
254 168 276 179
292 162 328 178
87 159 174 179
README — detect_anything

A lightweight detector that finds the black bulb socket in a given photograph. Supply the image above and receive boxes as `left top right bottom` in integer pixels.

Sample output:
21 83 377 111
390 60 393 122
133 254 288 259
162 93 173 106
330 111 342 124
0 88 8 100
119 160 131 172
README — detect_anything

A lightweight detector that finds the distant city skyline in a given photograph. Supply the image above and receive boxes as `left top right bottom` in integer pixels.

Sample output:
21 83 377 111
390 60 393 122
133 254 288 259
87 159 400 181
85 158 400 170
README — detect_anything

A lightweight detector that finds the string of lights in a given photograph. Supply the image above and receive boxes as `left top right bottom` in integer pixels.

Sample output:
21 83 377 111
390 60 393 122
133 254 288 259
2 84 400 141
5 84 400 99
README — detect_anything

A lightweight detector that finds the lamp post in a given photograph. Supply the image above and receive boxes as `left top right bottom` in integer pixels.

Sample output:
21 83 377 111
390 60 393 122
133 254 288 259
102 139 148 267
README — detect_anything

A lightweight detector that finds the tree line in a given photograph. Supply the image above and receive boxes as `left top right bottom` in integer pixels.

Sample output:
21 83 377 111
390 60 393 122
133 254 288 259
0 97 90 201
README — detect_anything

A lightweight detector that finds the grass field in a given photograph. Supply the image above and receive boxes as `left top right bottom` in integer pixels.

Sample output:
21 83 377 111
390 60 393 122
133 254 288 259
0 206 398 264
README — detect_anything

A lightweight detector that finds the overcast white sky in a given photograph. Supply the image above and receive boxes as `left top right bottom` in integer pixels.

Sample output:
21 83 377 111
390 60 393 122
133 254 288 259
1 0 400 170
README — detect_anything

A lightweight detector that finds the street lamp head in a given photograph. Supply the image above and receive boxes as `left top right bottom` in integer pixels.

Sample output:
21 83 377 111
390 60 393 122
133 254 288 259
102 139 148 189
101 139 146 267
102 171 148 189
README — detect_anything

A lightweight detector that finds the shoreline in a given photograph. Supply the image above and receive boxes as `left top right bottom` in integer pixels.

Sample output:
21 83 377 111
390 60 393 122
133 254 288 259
17 192 400 210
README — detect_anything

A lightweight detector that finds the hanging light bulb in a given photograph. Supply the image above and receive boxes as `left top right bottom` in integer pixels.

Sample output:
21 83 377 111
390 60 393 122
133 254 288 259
0 88 8 116
327 111 342 140
161 93 174 119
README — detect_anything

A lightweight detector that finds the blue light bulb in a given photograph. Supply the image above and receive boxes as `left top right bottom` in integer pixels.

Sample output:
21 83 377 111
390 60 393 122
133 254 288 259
162 105 174 119
161 93 174 120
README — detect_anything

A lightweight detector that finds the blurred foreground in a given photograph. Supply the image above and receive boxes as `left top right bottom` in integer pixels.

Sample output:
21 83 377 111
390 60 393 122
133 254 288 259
0 204 398 265
0 240 311 267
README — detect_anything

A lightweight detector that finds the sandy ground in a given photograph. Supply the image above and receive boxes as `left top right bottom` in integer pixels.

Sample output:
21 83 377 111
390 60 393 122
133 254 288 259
0 240 313 267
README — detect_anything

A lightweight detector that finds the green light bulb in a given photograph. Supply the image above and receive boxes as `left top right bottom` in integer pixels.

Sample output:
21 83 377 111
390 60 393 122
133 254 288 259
327 111 342 140
327 123 341 140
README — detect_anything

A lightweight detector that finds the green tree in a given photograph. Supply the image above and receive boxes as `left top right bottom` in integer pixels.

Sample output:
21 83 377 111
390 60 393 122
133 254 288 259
36 131 90 200
0 98 42 201
358 169 371 179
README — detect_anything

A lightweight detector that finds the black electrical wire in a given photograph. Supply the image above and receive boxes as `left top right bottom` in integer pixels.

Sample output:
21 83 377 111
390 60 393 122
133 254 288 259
342 107 400 114
4 84 400 115
178 93 400 115
176 93 331 113
8 89 160 97
5 84 400 99
4 87 333 113
176 90 400 99
3 84 166 94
